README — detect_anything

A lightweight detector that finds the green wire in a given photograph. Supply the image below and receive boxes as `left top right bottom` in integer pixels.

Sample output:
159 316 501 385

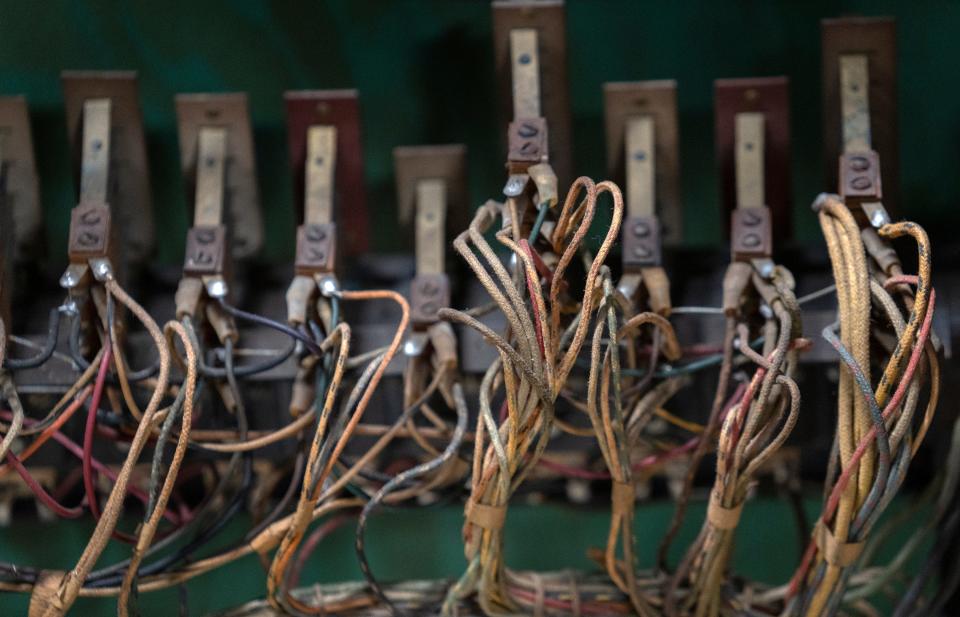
528 201 550 243
330 295 340 329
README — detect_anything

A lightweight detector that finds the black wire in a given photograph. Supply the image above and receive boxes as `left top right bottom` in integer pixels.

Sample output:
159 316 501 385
68 310 160 382
178 313 297 380
196 337 297 380
307 355 384 497
87 341 254 588
354 381 469 617
217 297 324 357
3 308 61 370
245 444 307 543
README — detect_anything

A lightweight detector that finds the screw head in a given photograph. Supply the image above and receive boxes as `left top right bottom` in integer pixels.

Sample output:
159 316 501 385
851 176 872 191
741 211 762 226
78 231 100 246
849 155 871 172
632 221 650 238
504 176 525 196
207 279 228 298
419 280 439 296
79 210 102 225
633 246 652 259
517 123 539 138
59 270 79 289
306 226 327 242
741 233 761 248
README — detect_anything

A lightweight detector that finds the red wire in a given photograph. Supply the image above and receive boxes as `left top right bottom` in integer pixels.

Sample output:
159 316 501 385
82 339 113 522
0 410 183 526
787 283 935 597
4 450 84 518
79 341 140 543
0 385 93 478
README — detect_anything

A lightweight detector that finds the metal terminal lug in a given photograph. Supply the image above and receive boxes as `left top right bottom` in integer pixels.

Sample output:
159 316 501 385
59 263 88 290
295 222 337 274
90 258 114 282
622 215 661 270
503 174 529 197
862 202 890 228
404 332 429 357
410 273 450 327
751 257 775 280
318 275 340 297
59 298 80 316
204 277 229 299
507 117 548 167
731 207 772 262
617 272 643 305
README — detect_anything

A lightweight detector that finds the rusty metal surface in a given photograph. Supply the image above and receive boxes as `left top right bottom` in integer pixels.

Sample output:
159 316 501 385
62 71 153 263
507 117 548 168
735 112 765 209
67 203 111 261
821 17 897 214
183 225 229 277
414 179 446 276
730 207 772 261
410 273 450 327
175 93 262 259
294 222 337 275
393 144 467 243
492 0 572 189
284 90 368 256
193 127 228 228
621 215 661 269
0 96 40 261
839 151 882 205
603 80 681 245
715 76 791 244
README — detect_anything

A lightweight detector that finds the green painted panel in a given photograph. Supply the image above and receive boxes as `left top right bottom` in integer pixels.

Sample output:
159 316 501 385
0 499 929 614
1 1 958 266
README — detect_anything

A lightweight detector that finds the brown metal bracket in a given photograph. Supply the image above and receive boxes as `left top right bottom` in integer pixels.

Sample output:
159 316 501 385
394 144 468 243
603 80 681 246
493 0 571 188
507 117 548 174
394 145 466 328
181 128 232 295
0 96 40 262
176 93 262 260
715 77 791 245
822 17 896 215
62 72 152 264
292 124 337 275
285 90 368 255
64 99 115 282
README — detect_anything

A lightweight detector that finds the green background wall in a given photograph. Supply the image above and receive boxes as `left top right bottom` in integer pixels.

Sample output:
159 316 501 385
0 0 950 614
2 0 960 266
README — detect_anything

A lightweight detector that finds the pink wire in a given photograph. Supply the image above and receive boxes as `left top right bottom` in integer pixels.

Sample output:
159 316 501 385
788 282 935 597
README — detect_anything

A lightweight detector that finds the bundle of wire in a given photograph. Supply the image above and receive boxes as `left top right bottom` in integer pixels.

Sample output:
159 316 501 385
0 176 944 617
